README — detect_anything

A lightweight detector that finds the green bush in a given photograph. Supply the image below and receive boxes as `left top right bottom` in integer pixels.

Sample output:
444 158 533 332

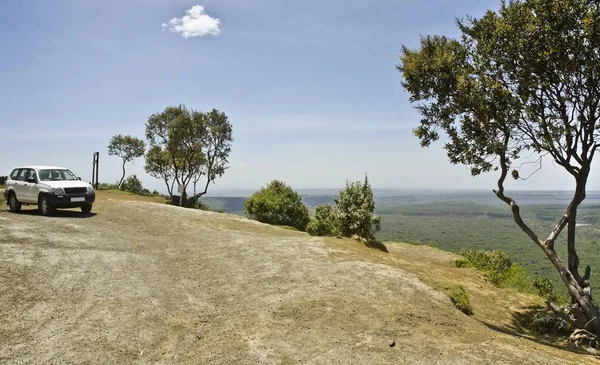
244 180 310 231
120 175 144 195
526 310 574 335
334 174 381 241
97 182 119 190
458 248 513 286
454 258 473 268
501 264 537 294
306 204 338 236
437 283 473 315
457 248 540 295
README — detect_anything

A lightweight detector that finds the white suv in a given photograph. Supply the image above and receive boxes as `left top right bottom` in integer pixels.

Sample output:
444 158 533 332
4 165 95 216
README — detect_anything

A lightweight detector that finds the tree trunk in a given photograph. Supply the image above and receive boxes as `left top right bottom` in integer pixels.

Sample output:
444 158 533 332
118 160 126 189
494 140 600 336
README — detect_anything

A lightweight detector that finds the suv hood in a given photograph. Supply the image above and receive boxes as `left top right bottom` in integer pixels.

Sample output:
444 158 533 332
40 180 91 188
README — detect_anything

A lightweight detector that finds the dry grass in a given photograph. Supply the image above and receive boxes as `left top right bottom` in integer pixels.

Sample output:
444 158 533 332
0 191 597 364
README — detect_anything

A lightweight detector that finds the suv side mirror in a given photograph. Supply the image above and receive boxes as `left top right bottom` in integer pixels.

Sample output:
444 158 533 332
78 177 81 180
27 178 36 184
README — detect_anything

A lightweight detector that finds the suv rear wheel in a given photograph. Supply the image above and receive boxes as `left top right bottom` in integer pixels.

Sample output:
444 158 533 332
38 195 55 216
7 192 21 213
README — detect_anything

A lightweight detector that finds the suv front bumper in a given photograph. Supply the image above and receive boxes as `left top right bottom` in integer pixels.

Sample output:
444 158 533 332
48 191 95 208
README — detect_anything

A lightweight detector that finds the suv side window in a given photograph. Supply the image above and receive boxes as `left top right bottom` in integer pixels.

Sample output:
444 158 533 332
26 169 37 182
17 169 29 182
10 169 20 180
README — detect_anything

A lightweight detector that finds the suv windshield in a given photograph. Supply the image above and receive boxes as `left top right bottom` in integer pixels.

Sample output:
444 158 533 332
38 169 78 181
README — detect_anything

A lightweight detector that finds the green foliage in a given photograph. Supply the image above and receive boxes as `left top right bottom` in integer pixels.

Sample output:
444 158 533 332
501 265 537 295
333 174 381 241
120 175 144 195
532 278 555 300
526 310 574 335
458 248 536 294
244 180 310 231
306 204 338 237
97 182 119 191
459 248 512 286
304 174 381 242
144 105 233 205
108 134 146 188
454 258 472 268
399 0 600 179
437 283 473 315
145 145 175 195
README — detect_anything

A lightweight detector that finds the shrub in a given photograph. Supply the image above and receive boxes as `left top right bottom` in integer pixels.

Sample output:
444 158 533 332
306 204 338 236
97 182 119 190
437 283 473 315
332 174 381 241
501 264 537 294
457 248 538 294
120 175 144 195
244 180 310 231
526 310 574 335
0 176 7 185
458 248 513 286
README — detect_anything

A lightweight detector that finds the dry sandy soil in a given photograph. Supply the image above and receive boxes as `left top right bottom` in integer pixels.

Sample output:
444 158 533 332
1 192 599 364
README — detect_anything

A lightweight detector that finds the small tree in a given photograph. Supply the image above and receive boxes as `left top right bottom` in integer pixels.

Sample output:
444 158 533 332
108 134 146 189
333 174 381 241
144 105 233 207
244 180 310 231
398 0 600 336
306 204 338 237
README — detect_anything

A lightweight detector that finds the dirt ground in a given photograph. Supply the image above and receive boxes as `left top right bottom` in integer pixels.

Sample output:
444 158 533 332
1 192 599 364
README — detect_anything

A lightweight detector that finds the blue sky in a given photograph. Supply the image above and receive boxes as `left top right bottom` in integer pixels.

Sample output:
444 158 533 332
1 0 596 194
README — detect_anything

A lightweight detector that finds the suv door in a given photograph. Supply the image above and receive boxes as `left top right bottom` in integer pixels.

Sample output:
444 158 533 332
22 169 39 203
11 169 29 202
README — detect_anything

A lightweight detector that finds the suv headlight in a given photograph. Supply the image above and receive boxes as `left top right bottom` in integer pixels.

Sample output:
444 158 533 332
52 187 65 194
87 184 94 193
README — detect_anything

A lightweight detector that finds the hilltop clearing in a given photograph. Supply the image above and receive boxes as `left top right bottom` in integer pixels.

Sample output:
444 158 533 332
0 192 597 364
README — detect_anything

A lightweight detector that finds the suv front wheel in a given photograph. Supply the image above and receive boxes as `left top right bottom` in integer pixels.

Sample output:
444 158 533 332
81 204 92 214
7 192 22 213
38 195 56 216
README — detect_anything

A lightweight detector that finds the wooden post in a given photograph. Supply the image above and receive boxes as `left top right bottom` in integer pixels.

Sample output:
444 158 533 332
92 152 100 189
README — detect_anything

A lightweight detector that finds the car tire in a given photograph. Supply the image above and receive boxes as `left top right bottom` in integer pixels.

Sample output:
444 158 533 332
81 204 92 214
38 195 55 216
8 193 22 213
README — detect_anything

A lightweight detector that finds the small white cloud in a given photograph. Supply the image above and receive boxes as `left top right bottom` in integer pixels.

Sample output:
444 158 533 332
162 5 221 39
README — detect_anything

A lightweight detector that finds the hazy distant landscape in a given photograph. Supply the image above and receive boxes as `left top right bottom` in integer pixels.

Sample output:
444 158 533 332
203 189 600 294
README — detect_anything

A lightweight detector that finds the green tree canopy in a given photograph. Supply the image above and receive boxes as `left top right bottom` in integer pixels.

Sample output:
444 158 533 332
244 180 310 231
144 105 233 206
108 134 146 188
398 0 600 335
